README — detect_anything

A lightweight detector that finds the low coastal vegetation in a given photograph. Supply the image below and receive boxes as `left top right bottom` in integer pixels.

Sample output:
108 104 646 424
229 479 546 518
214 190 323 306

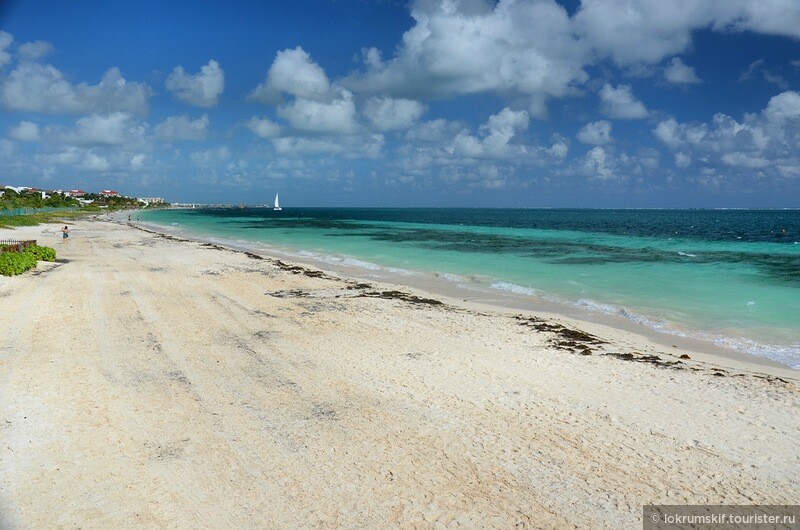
0 244 57 276
0 188 80 210
22 244 57 262
1 187 167 228
1 188 147 211
0 210 88 229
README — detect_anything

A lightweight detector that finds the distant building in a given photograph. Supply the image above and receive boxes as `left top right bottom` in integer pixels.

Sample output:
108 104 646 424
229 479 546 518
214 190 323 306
66 189 87 197
100 189 120 197
139 197 165 206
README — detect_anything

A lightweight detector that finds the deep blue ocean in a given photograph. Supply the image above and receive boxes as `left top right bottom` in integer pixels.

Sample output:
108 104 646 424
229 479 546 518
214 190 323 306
140 208 800 368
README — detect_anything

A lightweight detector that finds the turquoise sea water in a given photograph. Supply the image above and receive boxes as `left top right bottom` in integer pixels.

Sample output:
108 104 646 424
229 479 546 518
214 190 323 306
140 208 800 368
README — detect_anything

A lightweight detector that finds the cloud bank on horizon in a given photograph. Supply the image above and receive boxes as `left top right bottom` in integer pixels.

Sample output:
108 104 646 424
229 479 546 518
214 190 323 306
1 0 799 206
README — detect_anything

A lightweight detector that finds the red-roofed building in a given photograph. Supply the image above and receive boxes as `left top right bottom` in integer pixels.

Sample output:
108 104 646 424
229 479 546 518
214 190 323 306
100 190 120 197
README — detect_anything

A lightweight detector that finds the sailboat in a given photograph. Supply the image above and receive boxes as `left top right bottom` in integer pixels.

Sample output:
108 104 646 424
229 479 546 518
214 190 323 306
273 193 282 211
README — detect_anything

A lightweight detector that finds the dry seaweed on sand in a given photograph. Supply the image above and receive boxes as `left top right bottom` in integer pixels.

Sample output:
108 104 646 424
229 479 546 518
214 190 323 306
515 315 605 354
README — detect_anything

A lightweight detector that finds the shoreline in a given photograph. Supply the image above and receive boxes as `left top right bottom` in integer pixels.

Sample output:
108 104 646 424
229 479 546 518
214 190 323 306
2 218 798 527
129 213 799 379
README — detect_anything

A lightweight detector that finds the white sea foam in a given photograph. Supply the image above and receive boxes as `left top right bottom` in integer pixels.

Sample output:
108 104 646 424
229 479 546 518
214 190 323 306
490 281 540 297
709 336 800 369
294 250 386 271
677 251 697 257
437 272 470 284
576 299 670 331
341 257 383 270
575 299 800 368
434 272 487 291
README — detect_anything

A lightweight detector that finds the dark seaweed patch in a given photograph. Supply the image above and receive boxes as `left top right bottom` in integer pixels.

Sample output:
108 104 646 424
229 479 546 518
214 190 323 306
265 286 444 308
357 290 444 306
272 260 329 279
516 316 605 353
167 370 190 385
516 316 691 368
311 403 338 421
347 282 373 290
199 242 226 251
268 289 314 299
603 351 683 369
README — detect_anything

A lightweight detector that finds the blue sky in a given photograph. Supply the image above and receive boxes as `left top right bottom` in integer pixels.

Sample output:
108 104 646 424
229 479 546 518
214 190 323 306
1 0 799 207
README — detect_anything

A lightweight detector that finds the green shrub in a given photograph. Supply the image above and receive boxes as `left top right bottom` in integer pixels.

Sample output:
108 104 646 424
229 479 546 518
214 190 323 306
0 251 37 276
24 245 56 262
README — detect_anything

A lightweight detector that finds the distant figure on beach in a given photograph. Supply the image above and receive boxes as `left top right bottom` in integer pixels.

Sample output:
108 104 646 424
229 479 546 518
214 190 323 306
61 225 69 243
137 216 140 222
128 214 131 222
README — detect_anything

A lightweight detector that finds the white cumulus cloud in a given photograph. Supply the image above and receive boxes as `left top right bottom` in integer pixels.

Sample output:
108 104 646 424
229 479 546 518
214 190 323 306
343 0 800 118
405 118 465 143
582 146 616 180
250 47 331 103
246 117 282 139
577 120 612 145
451 107 530 159
344 0 588 116
664 57 702 84
154 114 210 141
166 60 225 108
364 97 427 131
277 89 358 134
574 0 800 66
653 90 800 180
675 152 691 168
82 151 111 172
249 48 358 136
763 91 800 122
0 31 12 69
57 112 148 146
18 40 55 61
1 63 151 115
9 121 40 142
190 146 230 165
599 84 649 119
272 134 385 159
721 152 770 168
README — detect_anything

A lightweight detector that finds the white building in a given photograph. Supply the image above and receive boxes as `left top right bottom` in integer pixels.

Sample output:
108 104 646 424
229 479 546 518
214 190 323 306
139 197 165 206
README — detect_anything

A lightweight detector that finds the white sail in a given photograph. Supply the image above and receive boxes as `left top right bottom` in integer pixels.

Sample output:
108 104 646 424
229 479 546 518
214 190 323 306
273 193 282 210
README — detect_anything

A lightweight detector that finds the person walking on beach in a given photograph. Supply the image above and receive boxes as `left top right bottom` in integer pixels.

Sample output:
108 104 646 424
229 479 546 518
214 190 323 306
61 225 69 243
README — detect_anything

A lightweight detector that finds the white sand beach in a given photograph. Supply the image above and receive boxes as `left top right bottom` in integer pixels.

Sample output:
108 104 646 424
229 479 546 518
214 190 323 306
1 218 798 528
